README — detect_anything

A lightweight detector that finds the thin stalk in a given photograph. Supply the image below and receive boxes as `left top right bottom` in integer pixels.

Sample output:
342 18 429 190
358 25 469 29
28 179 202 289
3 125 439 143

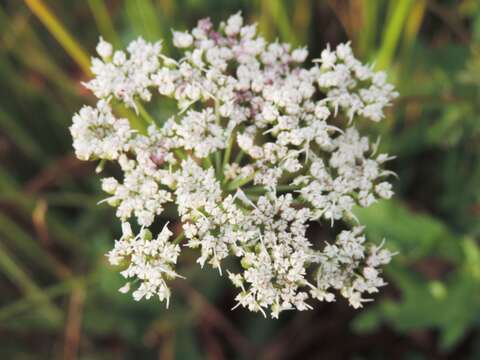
244 184 300 194
225 174 255 192
376 0 414 69
136 101 156 126
234 150 245 165
87 0 121 46
203 156 213 169
0 180 87 254
0 213 69 278
0 240 62 324
0 107 46 164
114 101 147 133
24 0 91 75
359 0 379 58
95 159 106 173
213 100 223 178
404 0 427 47
245 193 260 202
0 274 90 322
262 0 297 45
173 231 185 245
214 151 222 179
222 132 235 171
42 192 101 208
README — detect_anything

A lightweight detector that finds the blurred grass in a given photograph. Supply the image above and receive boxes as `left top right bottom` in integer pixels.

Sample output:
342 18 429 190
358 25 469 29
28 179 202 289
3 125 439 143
0 0 479 358
87 0 120 46
376 0 414 69
24 0 91 75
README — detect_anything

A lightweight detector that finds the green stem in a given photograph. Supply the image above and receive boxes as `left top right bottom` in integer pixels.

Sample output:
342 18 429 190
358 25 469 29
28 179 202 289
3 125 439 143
114 101 147 133
203 156 213 169
225 174 255 192
214 151 222 178
95 159 106 173
136 100 156 126
173 231 185 245
174 149 187 161
212 100 224 178
234 150 245 164
222 132 235 170
244 184 300 194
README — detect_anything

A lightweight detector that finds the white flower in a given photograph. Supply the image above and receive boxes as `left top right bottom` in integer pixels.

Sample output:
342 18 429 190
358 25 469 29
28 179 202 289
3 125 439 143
319 45 336 69
70 101 132 160
315 43 398 122
72 13 398 317
96 37 113 59
315 104 330 120
108 223 181 306
85 37 163 110
172 30 193 48
118 282 131 294
162 108 226 158
376 182 394 199
291 47 308 63
101 177 118 194
225 12 243 36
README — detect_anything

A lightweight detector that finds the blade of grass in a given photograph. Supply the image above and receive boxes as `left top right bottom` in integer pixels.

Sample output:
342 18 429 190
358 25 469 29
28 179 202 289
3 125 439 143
114 101 148 133
0 213 70 278
24 0 91 75
292 0 311 45
0 166 18 191
0 56 41 97
0 170 88 254
16 3 149 142
404 0 427 47
0 274 90 322
359 0 380 58
125 0 163 41
0 240 63 325
0 107 46 164
158 0 176 19
1 9 79 98
0 54 75 134
261 0 297 45
257 0 273 41
399 0 427 74
42 192 102 209
87 0 121 46
376 0 414 69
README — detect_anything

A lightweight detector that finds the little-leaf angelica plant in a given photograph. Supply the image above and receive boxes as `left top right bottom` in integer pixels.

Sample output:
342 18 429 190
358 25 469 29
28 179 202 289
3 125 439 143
71 13 397 318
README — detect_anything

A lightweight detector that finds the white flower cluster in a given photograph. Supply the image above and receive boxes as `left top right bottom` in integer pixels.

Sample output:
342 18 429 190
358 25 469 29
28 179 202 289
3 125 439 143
71 13 398 318
107 222 181 305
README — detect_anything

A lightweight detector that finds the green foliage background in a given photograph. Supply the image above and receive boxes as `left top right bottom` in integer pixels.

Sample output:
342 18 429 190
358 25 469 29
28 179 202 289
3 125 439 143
0 0 479 358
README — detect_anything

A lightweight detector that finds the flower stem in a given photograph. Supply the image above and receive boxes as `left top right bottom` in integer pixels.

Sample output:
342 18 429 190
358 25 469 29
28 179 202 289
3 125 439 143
234 150 245 164
173 231 185 245
203 156 213 169
136 101 156 126
225 174 255 192
214 151 222 179
244 184 300 194
174 149 187 161
222 131 235 170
